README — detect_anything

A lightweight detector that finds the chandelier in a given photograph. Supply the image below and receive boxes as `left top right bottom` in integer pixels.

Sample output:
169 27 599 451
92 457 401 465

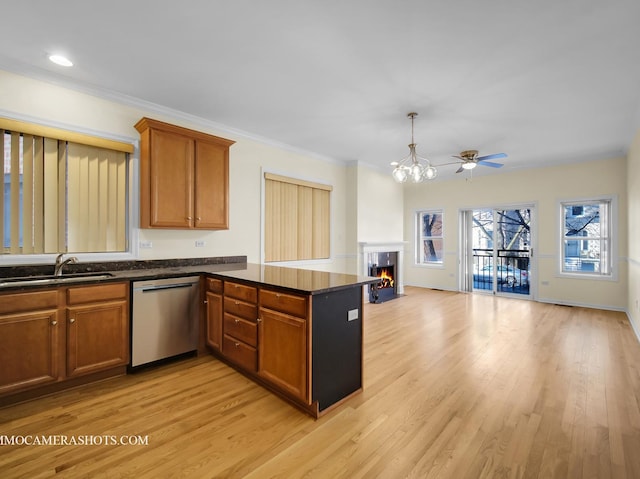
391 112 437 183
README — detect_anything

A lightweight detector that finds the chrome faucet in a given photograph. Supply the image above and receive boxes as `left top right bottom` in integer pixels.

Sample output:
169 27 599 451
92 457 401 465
54 253 78 276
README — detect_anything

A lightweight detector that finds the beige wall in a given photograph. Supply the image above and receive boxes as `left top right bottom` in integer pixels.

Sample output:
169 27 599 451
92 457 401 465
403 157 628 310
627 128 640 333
0 70 357 271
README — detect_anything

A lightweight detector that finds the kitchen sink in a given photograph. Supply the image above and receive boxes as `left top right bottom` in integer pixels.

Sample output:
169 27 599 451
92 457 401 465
0 272 114 287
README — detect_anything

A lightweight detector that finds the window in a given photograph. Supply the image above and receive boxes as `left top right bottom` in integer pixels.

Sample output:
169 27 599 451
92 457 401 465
417 210 443 264
561 198 612 275
264 173 331 262
1 118 132 255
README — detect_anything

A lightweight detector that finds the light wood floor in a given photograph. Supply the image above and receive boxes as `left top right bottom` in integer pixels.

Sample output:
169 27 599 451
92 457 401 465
2 287 640 478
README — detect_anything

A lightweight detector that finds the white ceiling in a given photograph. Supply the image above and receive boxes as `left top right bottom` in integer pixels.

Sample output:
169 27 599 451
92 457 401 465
1 0 640 179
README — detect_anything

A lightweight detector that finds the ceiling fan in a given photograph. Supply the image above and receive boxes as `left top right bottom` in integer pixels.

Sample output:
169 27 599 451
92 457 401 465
447 149 508 173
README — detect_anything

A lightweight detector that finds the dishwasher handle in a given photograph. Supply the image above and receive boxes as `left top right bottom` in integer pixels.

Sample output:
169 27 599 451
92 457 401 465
138 283 196 293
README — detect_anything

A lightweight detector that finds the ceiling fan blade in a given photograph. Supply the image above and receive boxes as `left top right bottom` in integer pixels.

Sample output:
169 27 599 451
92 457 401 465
455 166 464 173
477 152 507 161
477 160 503 168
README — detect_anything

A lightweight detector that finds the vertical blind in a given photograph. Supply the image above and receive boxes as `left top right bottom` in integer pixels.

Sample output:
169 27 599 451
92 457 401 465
264 173 331 262
2 121 131 254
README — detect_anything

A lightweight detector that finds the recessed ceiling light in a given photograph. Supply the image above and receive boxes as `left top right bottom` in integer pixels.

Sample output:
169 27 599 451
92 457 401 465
48 54 73 67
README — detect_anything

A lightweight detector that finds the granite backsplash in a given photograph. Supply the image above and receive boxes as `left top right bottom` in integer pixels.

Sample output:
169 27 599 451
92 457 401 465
0 256 247 278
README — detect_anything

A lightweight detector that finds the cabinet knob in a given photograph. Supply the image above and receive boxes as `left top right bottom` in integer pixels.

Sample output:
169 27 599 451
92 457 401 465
234 318 239 324
203 300 208 304
235 300 239 305
51 320 58 326
196 217 201 221
187 216 192 220
256 317 262 322
234 342 240 348
69 318 75 323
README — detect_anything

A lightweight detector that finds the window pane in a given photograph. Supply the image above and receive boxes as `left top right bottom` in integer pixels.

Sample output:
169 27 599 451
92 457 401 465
422 213 442 237
563 239 600 272
423 239 443 263
564 204 600 237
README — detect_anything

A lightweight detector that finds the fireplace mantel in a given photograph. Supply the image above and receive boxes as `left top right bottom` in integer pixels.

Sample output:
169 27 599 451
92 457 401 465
359 241 407 299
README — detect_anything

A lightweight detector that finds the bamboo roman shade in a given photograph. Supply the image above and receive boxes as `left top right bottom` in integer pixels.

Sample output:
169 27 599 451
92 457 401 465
264 173 331 262
1 118 131 254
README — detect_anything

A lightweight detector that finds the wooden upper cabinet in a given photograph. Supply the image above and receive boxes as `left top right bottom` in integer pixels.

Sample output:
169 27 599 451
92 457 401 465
195 139 229 229
135 117 235 230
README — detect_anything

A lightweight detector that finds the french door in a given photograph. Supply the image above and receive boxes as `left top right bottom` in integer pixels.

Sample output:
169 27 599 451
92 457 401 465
460 207 534 298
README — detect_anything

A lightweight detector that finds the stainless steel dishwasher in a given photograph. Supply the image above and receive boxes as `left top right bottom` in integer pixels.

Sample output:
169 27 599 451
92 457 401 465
131 276 200 367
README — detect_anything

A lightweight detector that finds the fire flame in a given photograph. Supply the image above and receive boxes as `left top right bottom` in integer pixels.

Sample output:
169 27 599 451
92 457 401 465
379 268 394 288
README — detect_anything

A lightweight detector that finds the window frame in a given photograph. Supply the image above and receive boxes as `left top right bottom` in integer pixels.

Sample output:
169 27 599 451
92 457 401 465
415 209 444 267
558 196 617 281
0 113 138 265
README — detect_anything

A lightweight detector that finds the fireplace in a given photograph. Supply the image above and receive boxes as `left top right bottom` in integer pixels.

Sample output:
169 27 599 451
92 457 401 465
368 251 398 303
360 242 406 303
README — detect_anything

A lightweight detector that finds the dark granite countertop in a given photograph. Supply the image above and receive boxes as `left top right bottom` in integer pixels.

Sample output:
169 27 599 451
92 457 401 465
206 263 379 295
0 257 379 295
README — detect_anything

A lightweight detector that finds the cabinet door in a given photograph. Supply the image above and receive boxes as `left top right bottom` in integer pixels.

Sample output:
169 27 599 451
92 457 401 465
258 308 308 402
148 128 194 228
205 291 223 351
194 140 229 229
0 310 60 394
66 300 129 377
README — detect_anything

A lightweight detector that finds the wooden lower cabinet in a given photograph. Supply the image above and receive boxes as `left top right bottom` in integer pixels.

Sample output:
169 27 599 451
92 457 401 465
205 290 223 351
206 279 311 408
257 307 307 402
66 283 129 377
0 282 129 401
205 278 223 352
0 308 60 395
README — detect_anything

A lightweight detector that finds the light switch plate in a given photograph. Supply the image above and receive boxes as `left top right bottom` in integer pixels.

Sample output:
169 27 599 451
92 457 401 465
348 309 359 321
139 241 153 249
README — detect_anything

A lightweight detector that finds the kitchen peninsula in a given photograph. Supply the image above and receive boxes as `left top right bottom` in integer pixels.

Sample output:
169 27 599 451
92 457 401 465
0 258 378 418
205 263 380 418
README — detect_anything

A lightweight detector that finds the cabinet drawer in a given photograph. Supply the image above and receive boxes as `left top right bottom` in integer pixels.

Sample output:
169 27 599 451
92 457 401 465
224 313 257 347
224 296 258 321
223 334 257 371
206 277 223 294
224 282 257 303
0 290 58 315
260 289 307 318
67 282 128 305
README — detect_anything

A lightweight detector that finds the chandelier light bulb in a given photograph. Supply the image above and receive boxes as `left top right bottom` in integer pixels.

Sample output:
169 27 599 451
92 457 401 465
392 166 408 183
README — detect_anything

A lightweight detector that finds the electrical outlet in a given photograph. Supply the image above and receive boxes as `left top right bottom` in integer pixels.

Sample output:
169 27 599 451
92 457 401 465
195 240 206 247
139 241 153 249
348 309 359 321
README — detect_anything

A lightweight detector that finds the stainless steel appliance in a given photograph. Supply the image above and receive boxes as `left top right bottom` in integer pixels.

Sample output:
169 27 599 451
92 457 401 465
131 276 200 367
